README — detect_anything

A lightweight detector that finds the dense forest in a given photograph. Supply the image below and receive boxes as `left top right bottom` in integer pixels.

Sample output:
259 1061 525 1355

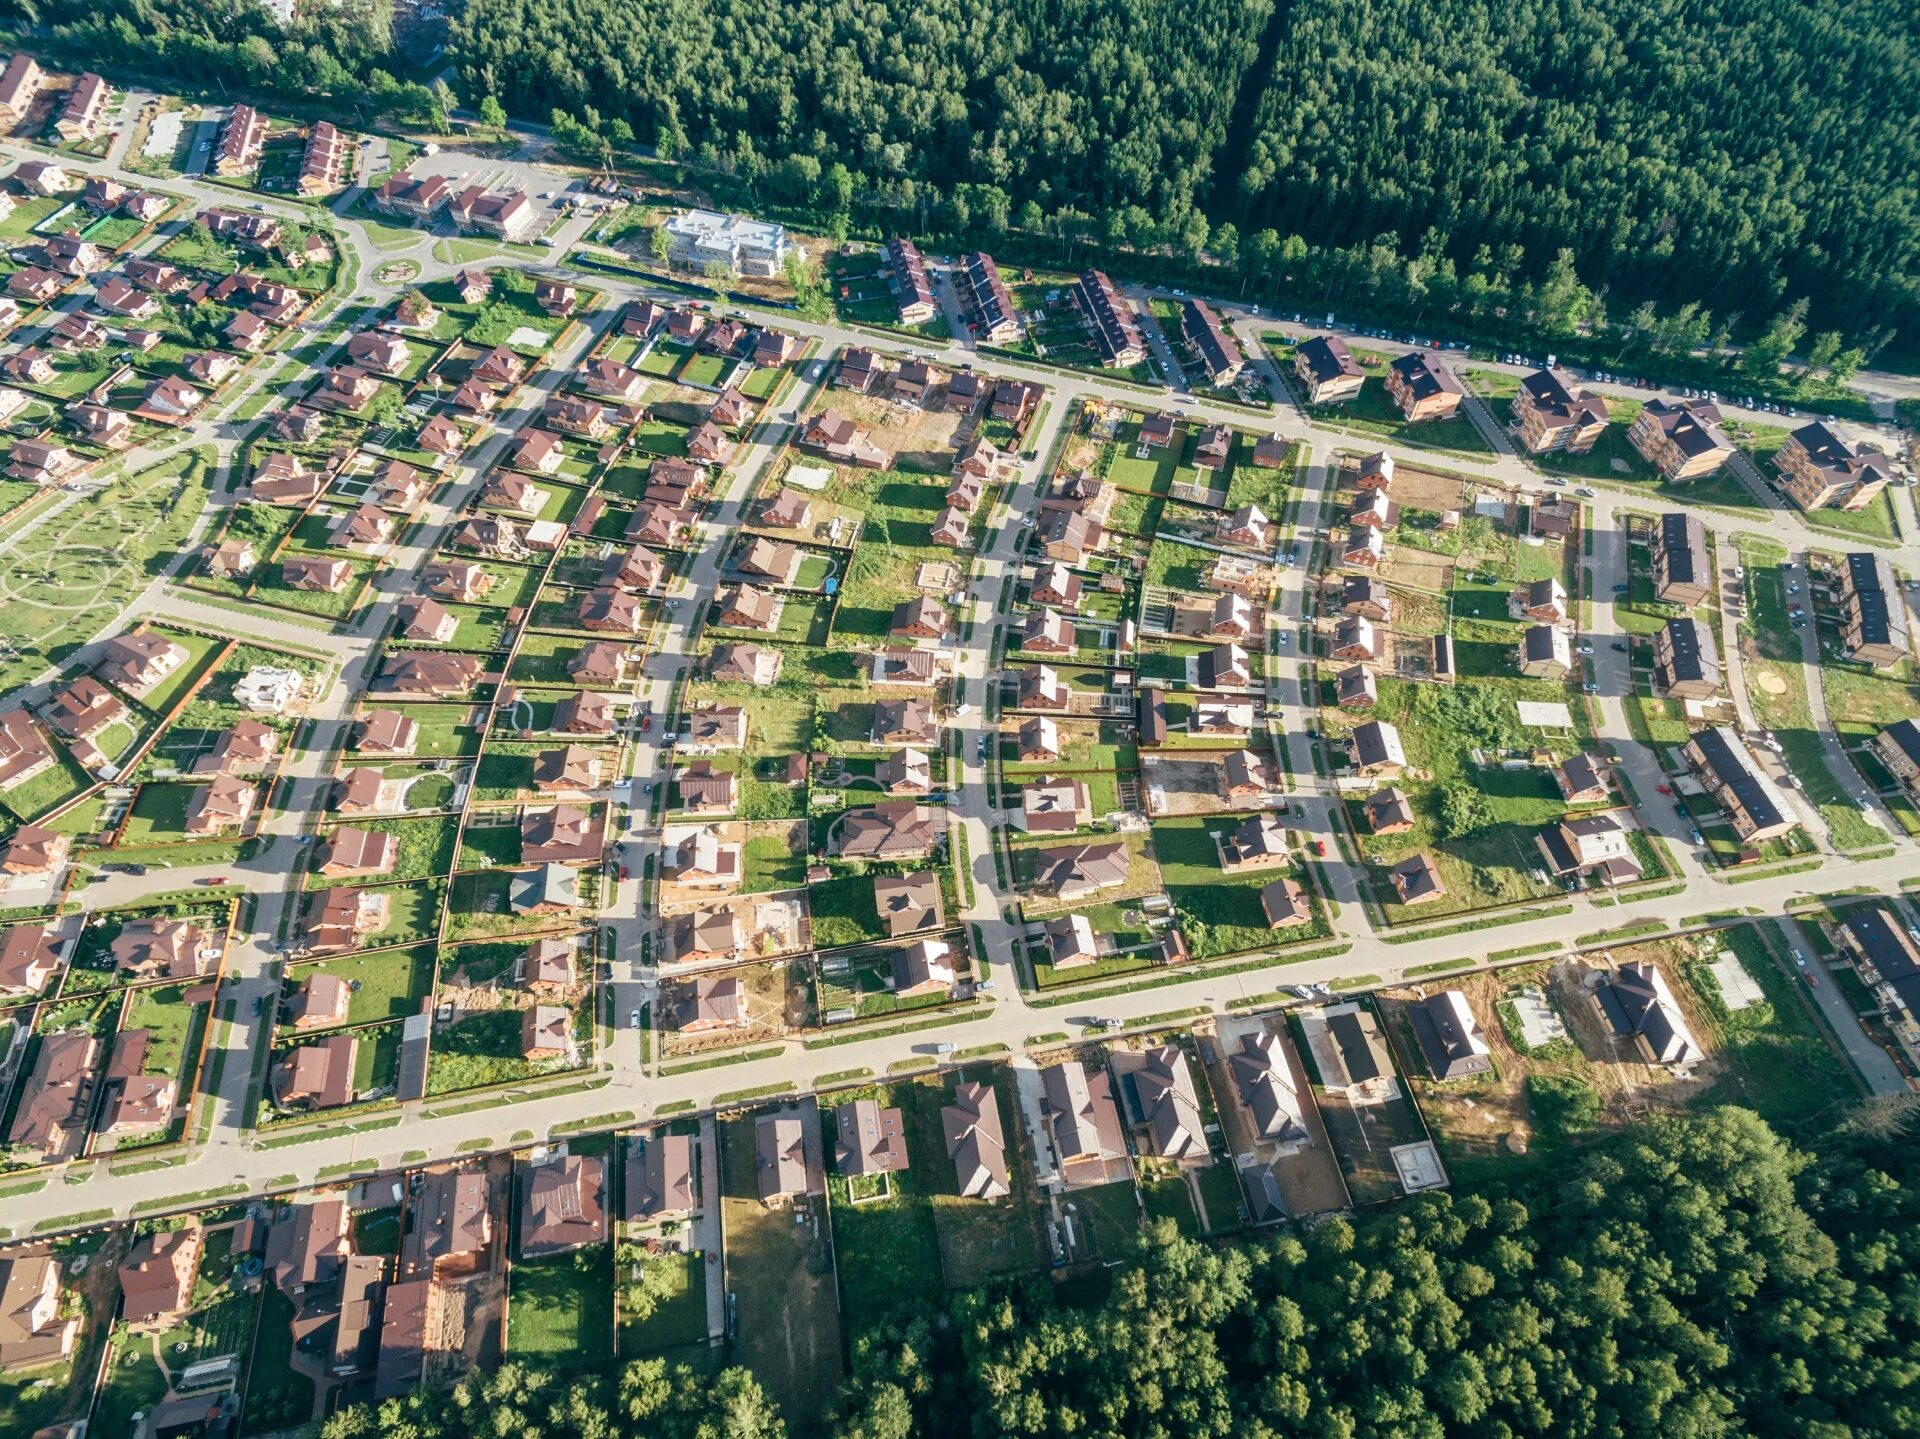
315 1106 1920 1439
21 0 1920 353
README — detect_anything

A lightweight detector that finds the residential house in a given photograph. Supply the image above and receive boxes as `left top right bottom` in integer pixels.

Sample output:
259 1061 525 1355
521 1004 574 1060
0 53 44 129
1681 726 1794 842
1518 624 1571 679
0 831 68 884
885 237 936 324
942 1081 1010 1198
1331 615 1382 663
272 1033 356 1109
1253 874 1309 928
1039 1061 1127 1183
874 871 942 938
97 631 186 696
1181 298 1243 384
118 1226 202 1327
1872 719 1920 801
1542 812 1644 884
1221 504 1269 549
1408 991 1494 1079
799 410 890 468
1350 720 1405 778
1384 352 1463 422
54 72 109 142
1630 398 1734 480
298 121 347 195
1775 421 1892 511
1389 853 1446 905
662 209 794 277
1336 664 1379 711
519 1152 607 1256
1343 526 1385 568
873 698 938 746
1654 512 1713 605
184 774 254 835
1556 752 1612 804
1116 1046 1206 1164
1512 369 1608 453
111 919 220 980
1293 335 1364 404
214 103 268 174
754 1113 820 1202
1364 787 1415 834
957 251 1020 344
1840 551 1909 668
1593 962 1700 1066
1653 616 1721 699
1072 269 1146 367
0 922 61 995
835 1099 909 1177
834 801 947 861
1021 778 1091 833
0 1254 77 1372
1032 840 1130 901
7 1030 97 1159
627 1134 696 1223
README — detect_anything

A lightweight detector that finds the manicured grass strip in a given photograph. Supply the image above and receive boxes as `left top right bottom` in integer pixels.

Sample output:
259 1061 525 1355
813 1068 874 1086
799 1008 992 1049
659 1045 785 1076
1576 920 1670 946
131 1184 246 1214
33 1208 115 1232
551 1110 634 1136
1379 905 1575 944
712 1081 796 1106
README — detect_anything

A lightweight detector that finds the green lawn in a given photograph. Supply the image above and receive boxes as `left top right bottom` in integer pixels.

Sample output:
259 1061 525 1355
1682 926 1856 1128
619 1248 709 1356
426 1003 585 1094
307 816 457 887
510 1245 615 1369
1151 816 1326 958
287 946 436 1027
823 1092 947 1334
242 1287 313 1433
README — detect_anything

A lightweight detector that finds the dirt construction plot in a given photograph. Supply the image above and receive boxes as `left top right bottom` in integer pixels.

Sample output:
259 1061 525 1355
823 389 969 471
1140 754 1242 816
1376 949 1725 1180
1378 543 1455 595
1202 1017 1351 1218
1390 465 1472 514
658 958 813 1055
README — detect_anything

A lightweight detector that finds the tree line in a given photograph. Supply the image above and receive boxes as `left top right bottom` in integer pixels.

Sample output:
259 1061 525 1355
24 0 1920 367
315 1105 1920 1439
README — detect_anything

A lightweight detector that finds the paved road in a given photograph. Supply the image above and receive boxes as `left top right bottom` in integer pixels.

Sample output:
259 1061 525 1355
0 122 1915 1234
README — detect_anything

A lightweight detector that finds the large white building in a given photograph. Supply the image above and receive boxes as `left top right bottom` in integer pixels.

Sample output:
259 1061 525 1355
665 209 795 278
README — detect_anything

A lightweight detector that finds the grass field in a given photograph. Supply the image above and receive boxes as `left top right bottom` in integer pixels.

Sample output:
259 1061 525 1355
426 1002 585 1094
822 1083 946 1334
0 448 217 698
717 1109 843 1430
287 946 436 1028
510 1244 615 1368
901 1068 1052 1284
619 1248 709 1357
1151 816 1327 958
